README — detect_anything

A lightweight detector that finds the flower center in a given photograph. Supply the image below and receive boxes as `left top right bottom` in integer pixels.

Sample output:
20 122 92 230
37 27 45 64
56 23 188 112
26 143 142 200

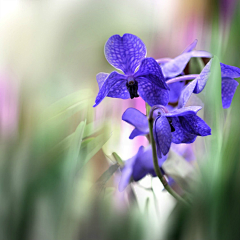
168 119 175 132
126 77 139 99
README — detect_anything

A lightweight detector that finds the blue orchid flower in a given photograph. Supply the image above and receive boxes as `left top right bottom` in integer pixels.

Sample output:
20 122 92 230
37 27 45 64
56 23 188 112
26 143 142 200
159 39 211 78
156 39 212 105
93 34 170 107
122 106 211 158
118 145 167 192
178 60 240 109
118 143 195 191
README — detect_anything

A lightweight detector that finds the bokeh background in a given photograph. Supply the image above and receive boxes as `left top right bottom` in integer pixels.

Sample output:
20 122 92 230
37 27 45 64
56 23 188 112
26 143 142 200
0 0 240 239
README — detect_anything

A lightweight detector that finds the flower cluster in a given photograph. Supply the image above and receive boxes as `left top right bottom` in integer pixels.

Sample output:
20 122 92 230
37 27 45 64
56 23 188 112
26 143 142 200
94 34 239 196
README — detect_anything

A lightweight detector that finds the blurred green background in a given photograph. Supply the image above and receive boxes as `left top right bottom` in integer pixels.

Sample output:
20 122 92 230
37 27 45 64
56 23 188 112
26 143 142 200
0 0 239 239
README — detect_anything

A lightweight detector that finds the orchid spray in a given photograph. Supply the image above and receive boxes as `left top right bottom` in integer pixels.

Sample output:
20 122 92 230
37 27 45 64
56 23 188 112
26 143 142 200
94 33 239 203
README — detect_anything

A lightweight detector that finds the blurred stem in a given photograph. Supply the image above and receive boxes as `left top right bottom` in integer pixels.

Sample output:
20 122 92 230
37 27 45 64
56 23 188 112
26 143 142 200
148 117 188 204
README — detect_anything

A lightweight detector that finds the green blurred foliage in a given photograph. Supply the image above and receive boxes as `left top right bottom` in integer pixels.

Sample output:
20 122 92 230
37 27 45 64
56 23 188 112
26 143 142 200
164 3 240 240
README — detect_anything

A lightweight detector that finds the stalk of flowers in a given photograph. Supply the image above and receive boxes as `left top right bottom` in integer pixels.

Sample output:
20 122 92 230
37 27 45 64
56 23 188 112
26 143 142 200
93 33 238 203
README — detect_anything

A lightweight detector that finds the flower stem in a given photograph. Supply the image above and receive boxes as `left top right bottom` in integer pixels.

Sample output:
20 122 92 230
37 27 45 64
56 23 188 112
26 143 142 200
166 74 199 85
148 117 188 204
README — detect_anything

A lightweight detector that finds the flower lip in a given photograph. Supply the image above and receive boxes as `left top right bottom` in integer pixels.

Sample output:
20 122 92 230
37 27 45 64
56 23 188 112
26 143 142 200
126 73 139 99
127 76 135 84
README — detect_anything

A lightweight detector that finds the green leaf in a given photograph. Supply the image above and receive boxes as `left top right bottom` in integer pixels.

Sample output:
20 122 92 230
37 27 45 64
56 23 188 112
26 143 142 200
95 164 119 187
44 89 92 118
83 121 105 138
64 120 86 176
94 164 119 195
78 128 111 169
41 89 93 124
112 152 124 167
80 137 94 149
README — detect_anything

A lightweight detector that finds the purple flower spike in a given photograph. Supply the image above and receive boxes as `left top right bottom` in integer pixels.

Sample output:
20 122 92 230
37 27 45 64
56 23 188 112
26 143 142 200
118 146 167 191
94 34 170 107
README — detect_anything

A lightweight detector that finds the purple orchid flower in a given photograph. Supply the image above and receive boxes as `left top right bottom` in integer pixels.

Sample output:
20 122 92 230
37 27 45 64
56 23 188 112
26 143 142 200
122 106 211 158
93 34 170 107
158 39 212 79
178 60 240 109
156 39 212 105
118 145 167 192
118 143 195 191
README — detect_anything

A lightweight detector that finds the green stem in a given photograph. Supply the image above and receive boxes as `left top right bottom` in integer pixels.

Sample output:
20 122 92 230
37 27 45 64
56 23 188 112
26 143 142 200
148 118 188 204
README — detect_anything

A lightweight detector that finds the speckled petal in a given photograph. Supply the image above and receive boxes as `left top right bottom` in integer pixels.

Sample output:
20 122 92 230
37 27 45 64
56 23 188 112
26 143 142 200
179 114 211 136
122 108 149 133
153 116 172 158
165 106 202 117
220 63 240 78
170 117 197 144
178 79 197 108
193 60 211 93
222 77 239 109
134 57 169 90
107 80 130 99
104 34 147 75
182 39 198 53
93 71 127 107
138 79 169 107
162 52 192 78
129 128 147 139
96 72 109 89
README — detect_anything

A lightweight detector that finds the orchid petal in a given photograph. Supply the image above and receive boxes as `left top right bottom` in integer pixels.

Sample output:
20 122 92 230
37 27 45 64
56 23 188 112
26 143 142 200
182 39 198 53
191 50 212 58
193 60 211 93
162 52 192 78
107 81 130 99
129 128 147 139
179 114 211 136
104 34 147 75
134 57 169 90
93 71 127 107
170 117 197 144
178 79 197 108
122 108 149 133
220 63 240 78
168 81 185 103
153 116 172 158
222 77 239 109
96 72 109 89
138 80 169 107
165 106 202 117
